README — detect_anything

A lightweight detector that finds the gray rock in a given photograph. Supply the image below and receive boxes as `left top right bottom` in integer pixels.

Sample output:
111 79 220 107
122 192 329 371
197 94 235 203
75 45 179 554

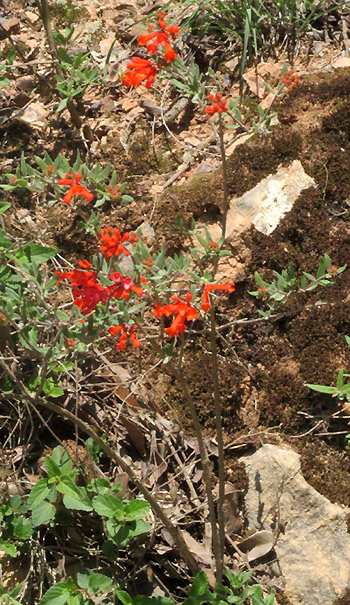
242 444 350 604
226 160 316 236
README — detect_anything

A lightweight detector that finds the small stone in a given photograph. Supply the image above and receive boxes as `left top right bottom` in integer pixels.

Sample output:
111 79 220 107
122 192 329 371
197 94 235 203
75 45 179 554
0 17 21 38
15 76 34 91
15 101 48 128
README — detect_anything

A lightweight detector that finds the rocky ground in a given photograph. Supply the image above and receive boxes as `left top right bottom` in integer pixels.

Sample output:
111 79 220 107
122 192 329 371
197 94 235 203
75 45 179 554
1 0 350 603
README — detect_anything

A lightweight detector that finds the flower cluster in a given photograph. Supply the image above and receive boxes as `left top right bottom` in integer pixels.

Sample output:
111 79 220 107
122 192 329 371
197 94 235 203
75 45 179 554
137 11 179 63
105 184 121 200
327 265 338 277
154 293 198 338
207 241 220 252
98 227 139 260
44 164 55 175
65 337 75 349
205 92 228 120
122 11 179 90
109 324 141 350
141 256 154 272
280 69 300 90
153 283 234 338
56 260 143 315
57 172 93 205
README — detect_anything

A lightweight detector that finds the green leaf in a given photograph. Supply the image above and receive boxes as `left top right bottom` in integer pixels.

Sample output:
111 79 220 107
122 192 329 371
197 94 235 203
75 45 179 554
92 494 124 519
306 384 337 395
27 478 51 508
0 539 17 557
45 455 61 479
57 97 69 112
123 499 150 521
12 516 33 540
116 590 133 605
336 369 344 390
57 477 93 512
88 572 113 592
254 271 264 287
38 581 73 604
31 500 56 527
0 202 11 215
188 571 209 598
16 243 57 265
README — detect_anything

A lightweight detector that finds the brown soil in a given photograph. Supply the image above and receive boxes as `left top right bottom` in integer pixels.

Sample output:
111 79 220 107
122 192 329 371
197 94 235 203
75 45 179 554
1 1 350 601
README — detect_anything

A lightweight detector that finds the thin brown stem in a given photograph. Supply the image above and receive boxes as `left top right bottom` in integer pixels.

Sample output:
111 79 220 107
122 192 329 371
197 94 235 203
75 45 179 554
168 363 220 576
36 0 82 128
135 321 220 570
218 121 229 241
209 304 225 583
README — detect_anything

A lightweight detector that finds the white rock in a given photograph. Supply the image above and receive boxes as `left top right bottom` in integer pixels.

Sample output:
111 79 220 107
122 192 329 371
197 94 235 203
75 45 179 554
242 444 350 604
226 160 316 236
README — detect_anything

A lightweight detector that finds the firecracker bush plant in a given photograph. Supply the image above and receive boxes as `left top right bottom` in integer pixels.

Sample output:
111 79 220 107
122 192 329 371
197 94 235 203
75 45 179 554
0 4 348 603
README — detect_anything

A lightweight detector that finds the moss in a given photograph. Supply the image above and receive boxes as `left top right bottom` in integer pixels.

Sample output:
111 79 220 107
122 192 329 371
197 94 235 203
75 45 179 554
50 0 88 25
300 441 350 507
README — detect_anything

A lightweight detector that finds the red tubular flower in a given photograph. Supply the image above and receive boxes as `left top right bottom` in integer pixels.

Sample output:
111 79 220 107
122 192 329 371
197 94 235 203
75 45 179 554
57 172 94 204
107 272 143 301
200 283 235 312
153 293 198 338
205 92 228 119
109 324 141 350
56 265 109 315
137 12 179 63
99 227 138 260
122 57 157 89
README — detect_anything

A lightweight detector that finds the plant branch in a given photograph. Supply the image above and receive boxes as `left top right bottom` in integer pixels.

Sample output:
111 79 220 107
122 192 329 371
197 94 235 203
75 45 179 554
209 304 225 583
0 357 200 576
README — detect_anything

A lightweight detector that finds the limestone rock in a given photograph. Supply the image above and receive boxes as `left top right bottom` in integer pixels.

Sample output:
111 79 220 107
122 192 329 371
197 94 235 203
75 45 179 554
242 444 350 604
226 160 316 236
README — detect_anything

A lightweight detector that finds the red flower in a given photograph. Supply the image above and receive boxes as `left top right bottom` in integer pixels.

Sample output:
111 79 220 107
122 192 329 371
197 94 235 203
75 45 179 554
56 264 109 315
107 272 143 301
205 92 228 119
105 184 121 200
109 324 141 350
279 69 300 90
57 172 94 204
44 164 55 175
122 57 157 89
137 12 179 63
99 227 139 260
141 256 154 272
65 337 75 349
327 265 338 277
154 293 198 338
200 283 235 312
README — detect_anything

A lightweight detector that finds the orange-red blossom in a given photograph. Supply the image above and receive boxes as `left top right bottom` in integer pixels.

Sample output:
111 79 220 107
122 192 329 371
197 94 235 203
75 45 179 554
154 293 198 338
137 11 179 63
98 227 139 260
200 283 235 312
280 69 300 90
122 56 157 89
109 324 141 350
56 261 143 315
205 92 228 119
57 172 94 204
